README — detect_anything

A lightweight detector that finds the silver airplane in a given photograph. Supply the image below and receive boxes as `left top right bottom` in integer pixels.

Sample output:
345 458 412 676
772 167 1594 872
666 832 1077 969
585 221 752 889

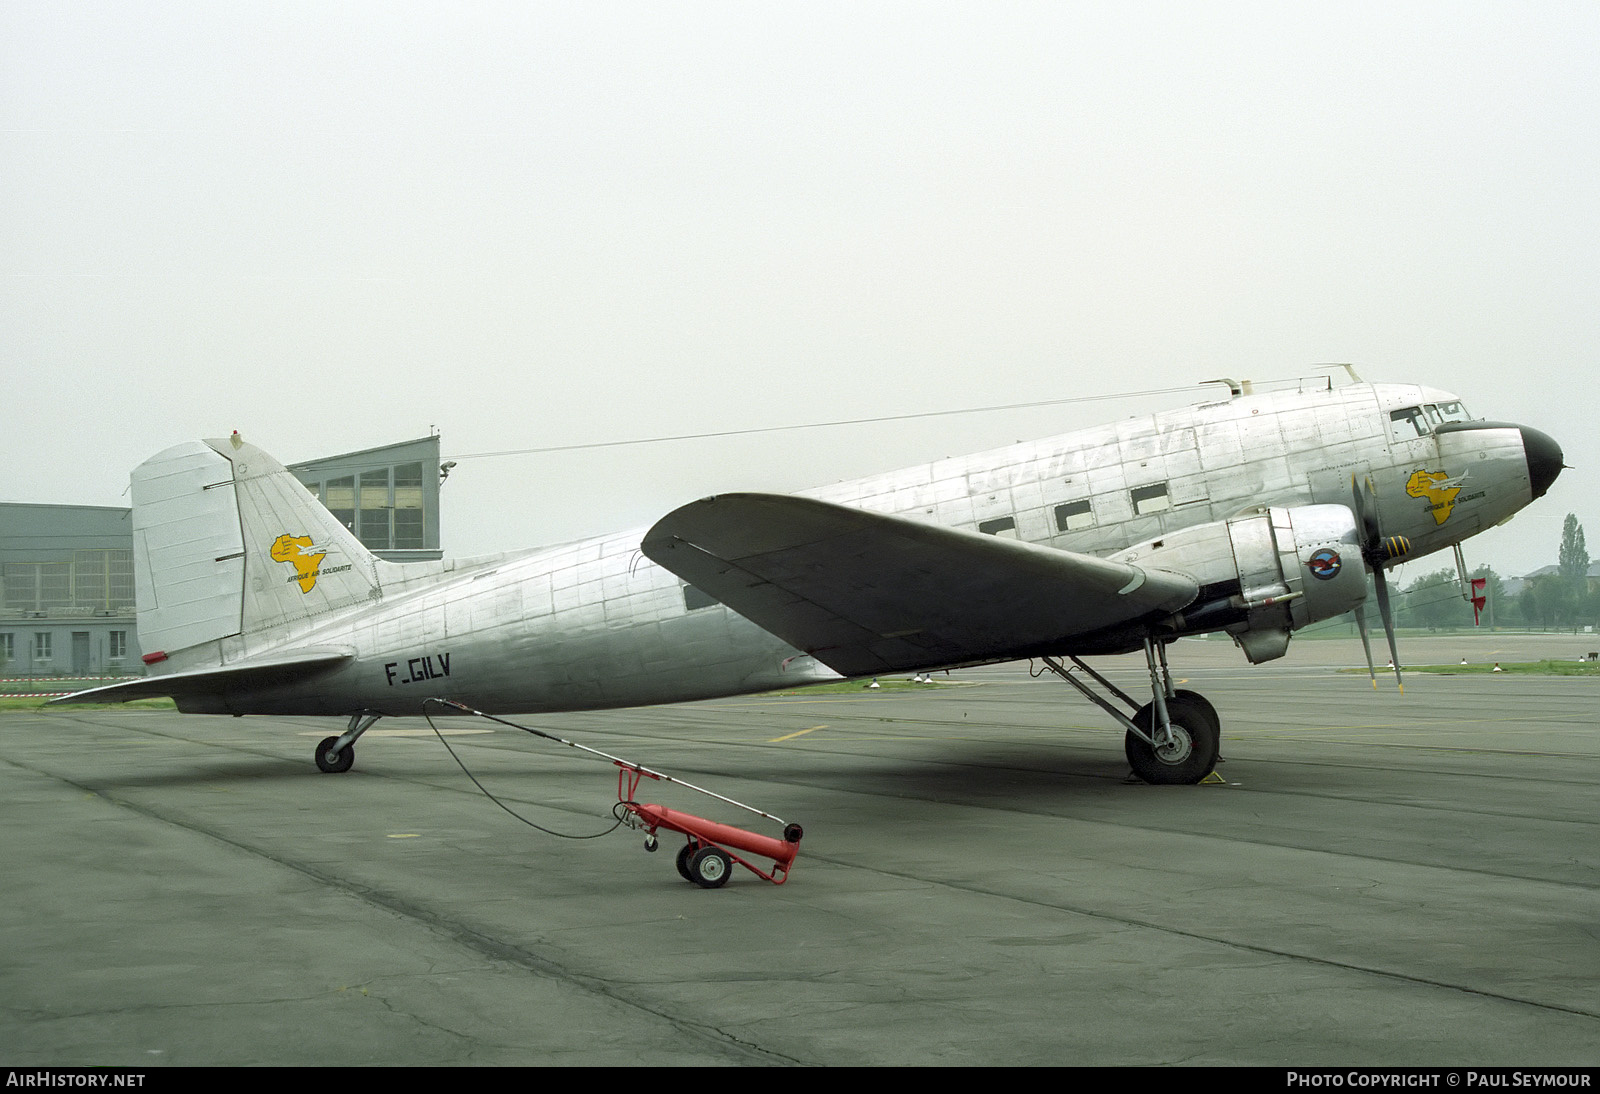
57 374 1563 785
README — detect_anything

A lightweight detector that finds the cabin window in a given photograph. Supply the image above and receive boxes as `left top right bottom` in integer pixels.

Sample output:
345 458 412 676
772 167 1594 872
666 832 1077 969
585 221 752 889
1389 407 1430 441
978 516 1018 538
1130 483 1171 515
683 583 719 611
1054 500 1094 531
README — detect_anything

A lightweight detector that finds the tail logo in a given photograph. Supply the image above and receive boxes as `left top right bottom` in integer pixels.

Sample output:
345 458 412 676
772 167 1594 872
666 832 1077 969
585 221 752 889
269 534 331 593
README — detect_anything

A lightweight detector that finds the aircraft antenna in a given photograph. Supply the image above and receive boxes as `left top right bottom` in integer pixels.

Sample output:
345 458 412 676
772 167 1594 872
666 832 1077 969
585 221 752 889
440 383 1204 463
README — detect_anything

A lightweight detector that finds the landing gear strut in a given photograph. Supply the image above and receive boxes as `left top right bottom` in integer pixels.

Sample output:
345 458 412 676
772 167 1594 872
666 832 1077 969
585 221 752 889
315 711 381 773
1040 639 1221 785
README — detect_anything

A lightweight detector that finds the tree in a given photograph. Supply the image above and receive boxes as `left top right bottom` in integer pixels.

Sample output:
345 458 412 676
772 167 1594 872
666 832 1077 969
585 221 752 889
1398 568 1489 630
1555 515 1591 631
1521 573 1577 630
1559 514 1589 590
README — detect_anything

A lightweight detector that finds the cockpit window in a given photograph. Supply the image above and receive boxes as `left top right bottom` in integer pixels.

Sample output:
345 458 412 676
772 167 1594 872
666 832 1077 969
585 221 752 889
1389 406 1430 442
1432 401 1471 422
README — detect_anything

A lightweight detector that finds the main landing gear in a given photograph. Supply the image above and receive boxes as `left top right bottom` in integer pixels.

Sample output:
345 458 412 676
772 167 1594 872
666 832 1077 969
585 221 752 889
315 711 381 773
1039 639 1221 785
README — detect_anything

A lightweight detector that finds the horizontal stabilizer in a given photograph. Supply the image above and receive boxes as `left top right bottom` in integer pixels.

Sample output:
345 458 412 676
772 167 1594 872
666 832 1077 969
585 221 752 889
641 493 1197 676
49 649 353 705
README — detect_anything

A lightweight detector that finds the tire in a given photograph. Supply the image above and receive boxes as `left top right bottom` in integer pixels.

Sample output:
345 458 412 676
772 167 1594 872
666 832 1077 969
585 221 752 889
315 736 354 774
676 841 699 882
1125 695 1218 785
688 846 732 889
1171 689 1220 739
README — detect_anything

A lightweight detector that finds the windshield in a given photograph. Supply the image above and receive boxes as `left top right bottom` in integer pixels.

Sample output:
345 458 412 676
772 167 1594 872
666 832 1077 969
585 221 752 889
1389 406 1430 442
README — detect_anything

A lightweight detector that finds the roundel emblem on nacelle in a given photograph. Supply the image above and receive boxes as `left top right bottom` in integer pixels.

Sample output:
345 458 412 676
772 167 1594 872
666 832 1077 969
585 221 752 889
1307 548 1343 580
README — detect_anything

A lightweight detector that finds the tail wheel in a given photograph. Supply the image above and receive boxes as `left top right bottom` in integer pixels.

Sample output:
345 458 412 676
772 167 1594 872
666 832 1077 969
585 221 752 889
1126 695 1218 785
315 736 354 774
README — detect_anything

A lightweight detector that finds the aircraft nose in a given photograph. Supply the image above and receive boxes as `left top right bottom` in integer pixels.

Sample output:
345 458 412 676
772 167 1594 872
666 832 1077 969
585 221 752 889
1521 426 1563 498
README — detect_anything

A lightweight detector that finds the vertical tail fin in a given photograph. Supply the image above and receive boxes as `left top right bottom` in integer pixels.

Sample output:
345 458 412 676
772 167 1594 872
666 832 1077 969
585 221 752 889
132 434 383 661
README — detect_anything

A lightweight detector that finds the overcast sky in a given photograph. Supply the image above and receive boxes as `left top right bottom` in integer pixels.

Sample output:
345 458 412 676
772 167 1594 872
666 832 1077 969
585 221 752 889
4 2 1597 580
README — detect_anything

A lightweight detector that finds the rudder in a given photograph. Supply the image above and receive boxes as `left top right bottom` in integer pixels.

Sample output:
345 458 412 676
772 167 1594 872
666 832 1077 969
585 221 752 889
132 433 383 661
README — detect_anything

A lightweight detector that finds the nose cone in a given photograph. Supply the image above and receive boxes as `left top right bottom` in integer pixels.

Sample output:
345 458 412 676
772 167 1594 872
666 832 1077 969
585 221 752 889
1521 426 1563 498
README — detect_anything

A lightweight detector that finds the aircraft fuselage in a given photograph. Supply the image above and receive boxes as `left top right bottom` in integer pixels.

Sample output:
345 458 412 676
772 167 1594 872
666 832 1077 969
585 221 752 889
158 379 1558 717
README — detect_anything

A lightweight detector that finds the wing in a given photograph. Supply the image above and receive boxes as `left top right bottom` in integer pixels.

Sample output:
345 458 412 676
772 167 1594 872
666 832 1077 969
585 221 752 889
641 493 1197 677
49 648 352 705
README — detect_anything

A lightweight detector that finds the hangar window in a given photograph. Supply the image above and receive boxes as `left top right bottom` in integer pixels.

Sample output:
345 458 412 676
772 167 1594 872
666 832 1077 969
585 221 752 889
1054 500 1094 531
71 550 133 611
392 463 426 550
1131 483 1171 515
325 477 356 533
33 632 51 661
109 631 127 660
358 469 391 549
0 634 12 663
683 583 719 612
978 516 1018 538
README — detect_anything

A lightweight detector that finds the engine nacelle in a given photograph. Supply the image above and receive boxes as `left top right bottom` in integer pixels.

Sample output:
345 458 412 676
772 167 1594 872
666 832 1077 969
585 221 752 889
1109 504 1368 664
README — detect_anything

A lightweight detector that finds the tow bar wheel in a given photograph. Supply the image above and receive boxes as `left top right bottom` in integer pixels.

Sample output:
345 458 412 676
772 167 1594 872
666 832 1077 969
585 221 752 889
688 846 732 889
676 840 700 882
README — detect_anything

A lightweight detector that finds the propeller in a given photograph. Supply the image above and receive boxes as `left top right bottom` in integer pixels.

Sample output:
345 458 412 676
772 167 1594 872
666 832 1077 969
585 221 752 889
1352 475 1409 692
1352 603 1378 690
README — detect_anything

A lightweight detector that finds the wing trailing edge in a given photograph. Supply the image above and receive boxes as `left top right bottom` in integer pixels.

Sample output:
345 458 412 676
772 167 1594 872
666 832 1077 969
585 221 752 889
641 493 1197 677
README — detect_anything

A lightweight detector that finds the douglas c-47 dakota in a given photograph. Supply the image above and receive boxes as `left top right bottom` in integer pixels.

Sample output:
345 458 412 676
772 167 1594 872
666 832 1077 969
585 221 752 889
58 371 1563 786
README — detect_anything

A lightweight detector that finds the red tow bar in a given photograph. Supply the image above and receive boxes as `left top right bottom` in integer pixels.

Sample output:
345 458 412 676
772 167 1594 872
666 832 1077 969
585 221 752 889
422 700 805 890
616 764 803 888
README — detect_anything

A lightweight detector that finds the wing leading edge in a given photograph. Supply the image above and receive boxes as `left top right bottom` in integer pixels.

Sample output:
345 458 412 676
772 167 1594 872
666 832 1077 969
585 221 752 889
641 493 1198 677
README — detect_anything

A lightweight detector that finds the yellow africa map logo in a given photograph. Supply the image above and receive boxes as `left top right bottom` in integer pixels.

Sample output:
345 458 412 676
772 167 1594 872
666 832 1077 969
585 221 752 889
1405 469 1467 525
269 534 328 593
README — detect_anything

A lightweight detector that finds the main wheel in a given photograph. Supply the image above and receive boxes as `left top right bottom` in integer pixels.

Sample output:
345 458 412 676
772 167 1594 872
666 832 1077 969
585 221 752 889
1125 695 1218 785
1171 689 1220 739
688 846 732 889
315 736 354 774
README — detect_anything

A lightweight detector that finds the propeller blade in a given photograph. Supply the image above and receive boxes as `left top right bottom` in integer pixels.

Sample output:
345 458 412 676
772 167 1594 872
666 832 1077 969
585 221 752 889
1372 566 1403 693
1353 604 1377 689
1352 474 1381 545
1353 472 1405 692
